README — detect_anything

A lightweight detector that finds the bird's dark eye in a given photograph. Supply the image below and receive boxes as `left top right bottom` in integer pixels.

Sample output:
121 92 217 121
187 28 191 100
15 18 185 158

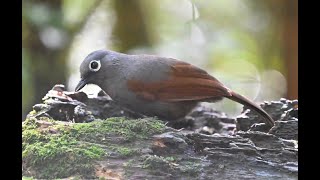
91 61 98 69
89 60 101 72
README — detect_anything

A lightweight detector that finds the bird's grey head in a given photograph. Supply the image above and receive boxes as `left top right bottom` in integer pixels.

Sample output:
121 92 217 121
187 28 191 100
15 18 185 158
75 50 122 91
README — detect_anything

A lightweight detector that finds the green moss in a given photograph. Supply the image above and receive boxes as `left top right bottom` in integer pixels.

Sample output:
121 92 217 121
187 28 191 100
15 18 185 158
38 116 57 123
123 159 135 167
69 117 165 142
108 146 137 157
23 117 166 179
142 155 173 170
164 156 176 162
23 119 105 179
28 110 37 115
179 161 202 176
22 118 37 130
22 177 34 180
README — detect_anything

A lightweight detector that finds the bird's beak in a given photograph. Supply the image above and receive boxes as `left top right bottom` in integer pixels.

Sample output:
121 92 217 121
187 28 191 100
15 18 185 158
75 78 88 92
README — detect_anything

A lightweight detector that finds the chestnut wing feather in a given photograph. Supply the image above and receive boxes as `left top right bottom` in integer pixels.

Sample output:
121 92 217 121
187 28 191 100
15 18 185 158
127 61 231 102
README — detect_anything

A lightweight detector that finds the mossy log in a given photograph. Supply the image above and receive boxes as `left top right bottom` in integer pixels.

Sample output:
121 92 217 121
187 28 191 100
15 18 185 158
23 85 298 179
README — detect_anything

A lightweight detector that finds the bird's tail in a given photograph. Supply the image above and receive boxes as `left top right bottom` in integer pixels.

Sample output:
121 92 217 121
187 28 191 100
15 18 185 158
227 91 275 127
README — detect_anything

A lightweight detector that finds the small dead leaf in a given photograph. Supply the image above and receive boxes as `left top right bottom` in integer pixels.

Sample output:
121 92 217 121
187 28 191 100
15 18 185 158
153 139 166 148
95 165 123 180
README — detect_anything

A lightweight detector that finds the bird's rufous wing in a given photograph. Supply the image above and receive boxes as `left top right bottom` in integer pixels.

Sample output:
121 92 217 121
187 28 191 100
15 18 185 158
127 61 232 102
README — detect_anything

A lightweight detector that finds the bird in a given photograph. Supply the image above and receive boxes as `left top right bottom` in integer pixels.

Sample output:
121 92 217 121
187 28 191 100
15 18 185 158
75 50 275 127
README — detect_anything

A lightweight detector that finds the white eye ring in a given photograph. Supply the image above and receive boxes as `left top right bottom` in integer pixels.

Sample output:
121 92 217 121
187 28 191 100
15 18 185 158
89 60 101 72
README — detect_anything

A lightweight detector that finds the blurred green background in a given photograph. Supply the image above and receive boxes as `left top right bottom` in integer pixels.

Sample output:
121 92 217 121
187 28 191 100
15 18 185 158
22 0 298 120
